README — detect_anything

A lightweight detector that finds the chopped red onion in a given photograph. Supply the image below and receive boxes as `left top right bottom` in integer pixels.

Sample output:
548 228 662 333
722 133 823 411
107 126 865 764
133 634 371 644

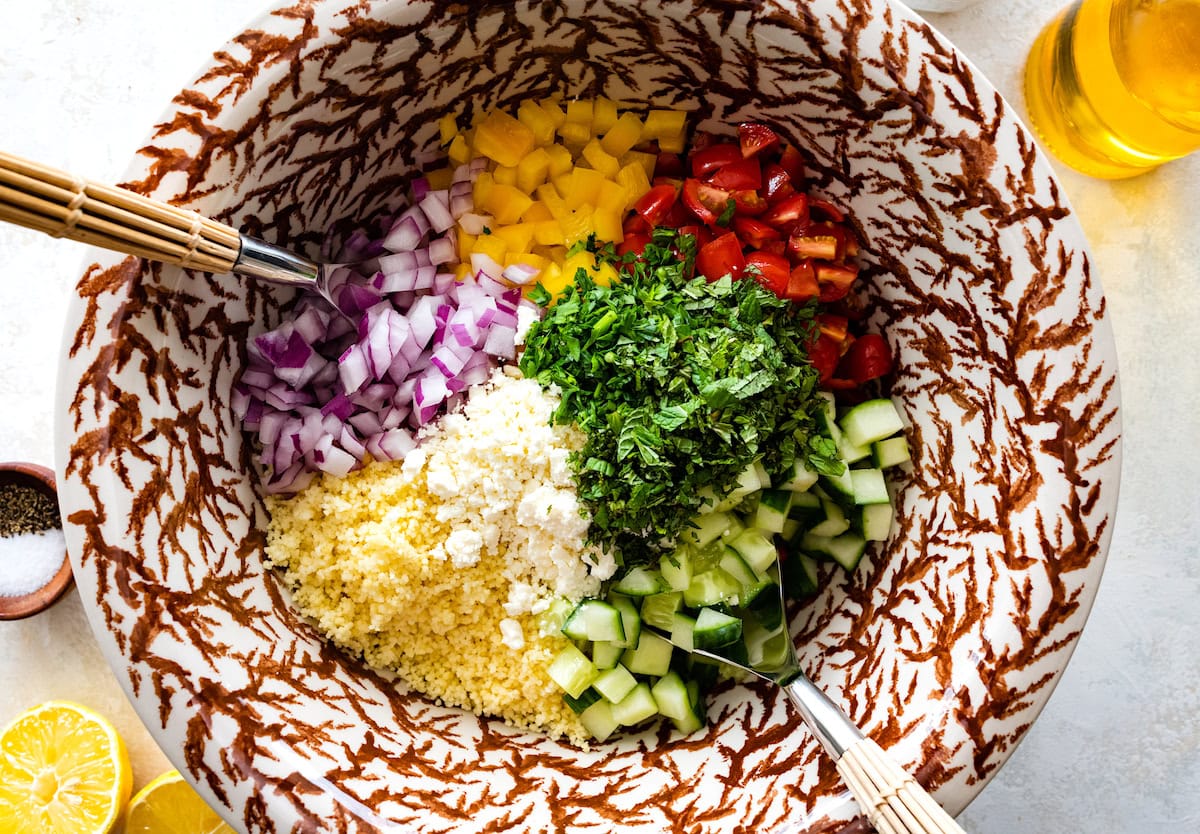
458 212 492 236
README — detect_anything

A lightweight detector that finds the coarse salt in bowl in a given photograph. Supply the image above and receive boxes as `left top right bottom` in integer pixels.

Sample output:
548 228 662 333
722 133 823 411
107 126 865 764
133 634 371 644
54 1 1121 832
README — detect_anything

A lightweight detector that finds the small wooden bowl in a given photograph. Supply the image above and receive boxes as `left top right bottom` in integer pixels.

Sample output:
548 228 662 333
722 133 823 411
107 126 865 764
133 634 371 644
0 462 73 620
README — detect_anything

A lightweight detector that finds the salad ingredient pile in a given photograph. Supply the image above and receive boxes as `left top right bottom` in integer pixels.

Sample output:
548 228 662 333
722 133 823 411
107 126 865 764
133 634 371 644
247 96 903 744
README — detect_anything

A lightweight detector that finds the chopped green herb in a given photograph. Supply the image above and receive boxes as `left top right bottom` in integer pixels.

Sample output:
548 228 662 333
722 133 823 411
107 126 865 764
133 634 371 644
716 198 736 227
482 226 492 235
519 229 832 563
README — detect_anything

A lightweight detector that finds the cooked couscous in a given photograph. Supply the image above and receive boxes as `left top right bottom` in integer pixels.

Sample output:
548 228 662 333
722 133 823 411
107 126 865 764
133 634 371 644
265 369 614 744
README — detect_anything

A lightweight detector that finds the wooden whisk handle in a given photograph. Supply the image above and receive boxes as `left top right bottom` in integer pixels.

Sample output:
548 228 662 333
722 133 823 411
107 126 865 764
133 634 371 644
0 151 241 273
837 738 967 834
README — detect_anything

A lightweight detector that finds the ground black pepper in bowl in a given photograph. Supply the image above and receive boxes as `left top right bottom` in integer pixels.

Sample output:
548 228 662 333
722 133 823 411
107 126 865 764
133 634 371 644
0 462 71 618
0 482 61 536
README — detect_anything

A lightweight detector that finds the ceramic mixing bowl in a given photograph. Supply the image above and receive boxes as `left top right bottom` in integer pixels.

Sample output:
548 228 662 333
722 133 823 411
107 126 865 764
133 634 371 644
54 1 1121 831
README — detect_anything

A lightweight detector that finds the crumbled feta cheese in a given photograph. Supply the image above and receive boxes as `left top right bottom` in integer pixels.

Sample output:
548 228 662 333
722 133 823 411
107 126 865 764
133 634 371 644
499 618 525 650
445 528 483 568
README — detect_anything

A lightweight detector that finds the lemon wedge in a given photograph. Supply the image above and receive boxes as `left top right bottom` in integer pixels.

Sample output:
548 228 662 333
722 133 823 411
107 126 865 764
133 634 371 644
123 769 236 834
0 700 132 834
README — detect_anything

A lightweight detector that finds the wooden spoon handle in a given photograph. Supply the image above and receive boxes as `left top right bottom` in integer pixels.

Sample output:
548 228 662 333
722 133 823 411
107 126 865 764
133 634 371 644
0 150 240 272
837 737 967 834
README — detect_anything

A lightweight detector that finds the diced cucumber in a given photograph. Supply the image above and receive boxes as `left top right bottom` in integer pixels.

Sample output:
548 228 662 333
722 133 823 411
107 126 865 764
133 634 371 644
682 511 736 548
850 468 890 506
593 664 638 704
562 599 626 643
640 592 682 631
839 398 905 448
872 435 911 469
670 612 696 652
837 431 872 465
579 699 620 741
807 498 850 537
743 581 784 630
745 623 791 671
671 680 705 734
800 531 867 572
819 462 855 501
546 644 599 699
607 594 641 649
777 458 819 492
590 639 624 670
672 711 704 735
857 502 894 542
540 597 574 634
782 518 802 540
718 548 758 588
781 550 819 597
620 630 674 676
562 687 602 714
816 390 837 424
701 461 766 513
612 566 664 597
753 488 794 534
611 682 659 726
693 607 743 650
728 528 777 575
683 568 741 608
659 547 693 591
650 671 693 723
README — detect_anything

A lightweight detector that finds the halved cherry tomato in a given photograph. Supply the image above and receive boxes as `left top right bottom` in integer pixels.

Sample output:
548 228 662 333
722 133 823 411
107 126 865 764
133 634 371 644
762 163 796 203
760 193 810 232
623 214 650 236
778 144 806 184
817 313 848 343
617 231 652 263
745 251 791 297
738 122 781 159
654 153 685 178
696 232 746 282
785 259 819 301
709 158 762 191
839 332 893 384
809 198 846 223
808 332 842 382
730 189 768 217
681 179 730 225
789 233 840 260
731 216 781 248
816 263 859 302
690 131 718 151
761 239 787 257
677 223 713 250
634 184 679 227
690 143 742 178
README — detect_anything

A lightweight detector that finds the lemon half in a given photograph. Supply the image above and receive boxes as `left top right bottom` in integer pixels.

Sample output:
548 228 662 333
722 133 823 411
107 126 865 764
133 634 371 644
123 769 236 834
0 700 132 834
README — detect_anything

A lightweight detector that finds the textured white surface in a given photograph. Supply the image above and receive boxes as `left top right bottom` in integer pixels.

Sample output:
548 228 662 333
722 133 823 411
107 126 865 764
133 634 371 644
0 0 1196 829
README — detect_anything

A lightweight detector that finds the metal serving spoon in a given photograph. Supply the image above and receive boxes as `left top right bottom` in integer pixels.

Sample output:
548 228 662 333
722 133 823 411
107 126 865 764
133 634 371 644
646 562 968 834
0 151 327 296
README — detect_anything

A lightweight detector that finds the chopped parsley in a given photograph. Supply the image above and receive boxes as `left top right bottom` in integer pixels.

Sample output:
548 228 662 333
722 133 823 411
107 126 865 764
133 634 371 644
716 198 737 227
520 229 835 564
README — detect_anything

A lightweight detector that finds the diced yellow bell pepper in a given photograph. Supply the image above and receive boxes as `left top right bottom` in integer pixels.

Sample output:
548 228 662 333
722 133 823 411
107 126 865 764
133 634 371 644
438 113 459 146
643 109 687 142
565 99 593 127
556 166 605 209
521 201 554 223
559 210 594 247
493 165 518 186
516 147 552 193
426 166 455 190
582 139 620 179
457 231 477 262
592 98 618 134
473 172 495 209
473 232 508 263
620 150 657 181
591 261 619 287
493 223 535 253
454 262 472 281
473 110 536 167
517 100 556 146
592 208 624 243
539 98 566 128
534 219 564 247
506 251 548 269
562 251 619 288
539 245 568 263
597 179 629 214
535 262 569 299
616 162 652 207
484 183 534 225
601 112 644 157
546 143 574 177
535 183 570 219
447 134 472 166
558 121 591 149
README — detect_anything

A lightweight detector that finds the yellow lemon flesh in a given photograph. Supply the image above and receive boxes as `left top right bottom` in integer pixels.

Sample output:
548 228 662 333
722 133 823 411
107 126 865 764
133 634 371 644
0 700 132 834
123 770 236 834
